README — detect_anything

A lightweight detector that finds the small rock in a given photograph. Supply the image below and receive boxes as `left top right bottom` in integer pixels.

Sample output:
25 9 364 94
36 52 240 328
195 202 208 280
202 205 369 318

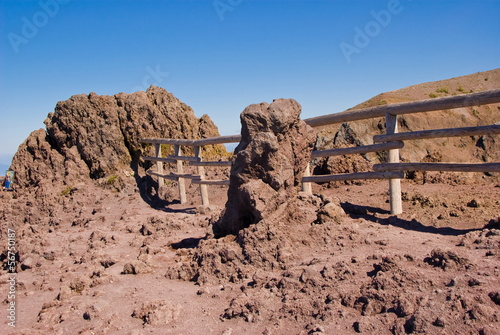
316 202 346 224
445 278 456 287
139 224 153 236
468 278 481 286
122 261 152 275
69 277 89 293
21 257 34 270
306 324 325 334
433 317 445 327
393 298 414 317
404 313 427 334
466 199 479 208
488 291 500 305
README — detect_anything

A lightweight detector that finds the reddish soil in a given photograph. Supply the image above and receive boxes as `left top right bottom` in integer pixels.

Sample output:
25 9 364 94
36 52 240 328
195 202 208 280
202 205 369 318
1 177 499 335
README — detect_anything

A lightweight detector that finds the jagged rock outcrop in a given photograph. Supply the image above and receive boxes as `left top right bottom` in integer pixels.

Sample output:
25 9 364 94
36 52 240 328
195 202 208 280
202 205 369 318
213 99 316 237
11 86 221 189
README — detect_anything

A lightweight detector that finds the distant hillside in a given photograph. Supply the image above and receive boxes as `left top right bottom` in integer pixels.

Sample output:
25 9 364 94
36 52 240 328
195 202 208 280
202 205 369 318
314 69 500 184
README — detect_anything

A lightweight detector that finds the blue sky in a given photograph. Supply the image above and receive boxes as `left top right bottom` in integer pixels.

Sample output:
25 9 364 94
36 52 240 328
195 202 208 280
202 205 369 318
1 0 499 167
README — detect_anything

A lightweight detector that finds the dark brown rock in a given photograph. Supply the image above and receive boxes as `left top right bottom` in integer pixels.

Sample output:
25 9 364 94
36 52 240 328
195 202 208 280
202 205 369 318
11 86 221 188
213 99 316 237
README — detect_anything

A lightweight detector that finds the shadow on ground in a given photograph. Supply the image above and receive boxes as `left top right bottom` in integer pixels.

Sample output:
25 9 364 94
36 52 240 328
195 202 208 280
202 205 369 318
341 202 480 236
170 236 206 249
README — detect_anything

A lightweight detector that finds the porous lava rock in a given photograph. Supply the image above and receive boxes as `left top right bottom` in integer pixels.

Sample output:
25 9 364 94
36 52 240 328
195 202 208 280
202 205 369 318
11 86 221 189
213 98 316 237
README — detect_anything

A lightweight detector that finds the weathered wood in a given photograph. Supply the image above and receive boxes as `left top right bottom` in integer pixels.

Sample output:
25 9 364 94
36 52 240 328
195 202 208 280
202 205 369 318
311 141 404 158
146 170 202 180
167 173 201 179
142 135 241 147
302 162 313 194
194 146 209 206
304 89 500 127
154 144 164 187
142 156 176 164
374 162 500 172
174 145 187 204
386 113 402 215
189 160 233 167
194 135 241 146
374 124 500 143
302 171 404 183
146 170 178 181
168 155 201 162
142 138 195 146
191 179 231 186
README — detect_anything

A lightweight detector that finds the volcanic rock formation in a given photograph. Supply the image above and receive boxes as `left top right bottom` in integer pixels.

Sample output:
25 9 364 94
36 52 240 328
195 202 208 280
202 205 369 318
213 98 316 237
11 86 221 190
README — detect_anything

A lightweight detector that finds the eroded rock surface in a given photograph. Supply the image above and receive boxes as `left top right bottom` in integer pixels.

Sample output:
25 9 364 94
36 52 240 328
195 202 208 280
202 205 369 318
213 98 316 236
11 86 220 189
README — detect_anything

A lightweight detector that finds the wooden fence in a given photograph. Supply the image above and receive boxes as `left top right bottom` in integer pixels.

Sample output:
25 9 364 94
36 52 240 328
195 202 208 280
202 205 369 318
141 89 500 213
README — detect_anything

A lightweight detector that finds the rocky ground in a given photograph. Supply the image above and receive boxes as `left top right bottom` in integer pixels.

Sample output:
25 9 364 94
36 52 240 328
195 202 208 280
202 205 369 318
1 70 499 334
1 176 499 335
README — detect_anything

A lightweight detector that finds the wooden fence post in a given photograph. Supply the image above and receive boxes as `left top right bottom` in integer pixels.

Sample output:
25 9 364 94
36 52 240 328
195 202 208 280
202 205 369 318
174 144 187 204
386 113 403 214
194 145 209 206
154 143 164 187
302 162 313 194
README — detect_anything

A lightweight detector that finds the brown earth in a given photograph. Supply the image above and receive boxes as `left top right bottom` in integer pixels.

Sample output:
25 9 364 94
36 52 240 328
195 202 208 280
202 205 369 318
1 179 499 334
1 70 500 334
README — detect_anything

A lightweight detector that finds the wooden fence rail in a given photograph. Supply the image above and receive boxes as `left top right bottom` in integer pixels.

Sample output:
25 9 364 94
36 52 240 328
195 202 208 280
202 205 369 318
141 89 500 212
141 136 241 205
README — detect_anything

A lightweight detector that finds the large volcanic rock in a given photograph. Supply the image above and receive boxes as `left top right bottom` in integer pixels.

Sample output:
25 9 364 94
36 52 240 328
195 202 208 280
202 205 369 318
11 86 220 189
213 99 316 237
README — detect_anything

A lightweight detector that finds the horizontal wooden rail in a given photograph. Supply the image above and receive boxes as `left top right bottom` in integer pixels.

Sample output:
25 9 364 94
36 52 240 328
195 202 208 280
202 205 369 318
195 135 241 146
168 173 201 179
142 156 176 164
146 170 202 180
374 124 500 143
311 141 404 158
374 162 500 172
168 155 201 162
142 138 195 146
302 171 405 183
146 170 179 181
142 134 241 147
189 161 233 167
304 89 500 127
191 179 231 186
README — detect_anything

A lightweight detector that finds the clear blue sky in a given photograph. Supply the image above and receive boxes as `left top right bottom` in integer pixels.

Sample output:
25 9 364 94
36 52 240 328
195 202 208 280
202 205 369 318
1 0 499 166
